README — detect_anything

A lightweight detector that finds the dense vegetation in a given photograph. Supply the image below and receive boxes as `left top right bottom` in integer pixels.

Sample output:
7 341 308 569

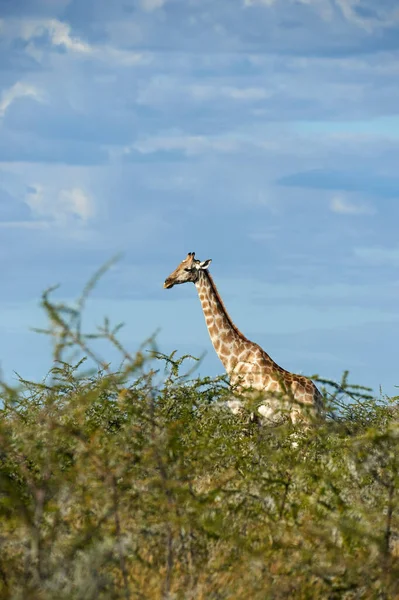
0 273 398 599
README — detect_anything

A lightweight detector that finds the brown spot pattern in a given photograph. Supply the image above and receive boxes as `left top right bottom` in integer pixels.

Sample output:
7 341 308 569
194 270 323 424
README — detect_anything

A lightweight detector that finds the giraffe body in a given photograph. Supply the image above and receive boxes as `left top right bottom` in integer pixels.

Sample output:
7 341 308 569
164 252 323 425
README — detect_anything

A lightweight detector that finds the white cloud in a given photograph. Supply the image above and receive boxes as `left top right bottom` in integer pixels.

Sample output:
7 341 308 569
41 19 92 53
0 82 43 117
249 191 281 215
100 47 147 67
25 185 95 224
140 0 166 11
58 188 94 221
335 0 380 31
298 0 334 20
244 0 277 6
137 76 270 107
330 195 375 215
354 246 399 266
13 18 147 67
244 0 399 28
0 220 50 230
131 132 238 155
190 84 269 102
334 0 399 31
226 87 269 100
14 18 91 57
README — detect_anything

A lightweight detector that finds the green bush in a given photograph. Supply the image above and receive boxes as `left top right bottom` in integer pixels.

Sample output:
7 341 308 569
0 270 398 599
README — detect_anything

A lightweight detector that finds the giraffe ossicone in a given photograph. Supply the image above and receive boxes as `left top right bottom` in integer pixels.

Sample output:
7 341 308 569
164 252 323 425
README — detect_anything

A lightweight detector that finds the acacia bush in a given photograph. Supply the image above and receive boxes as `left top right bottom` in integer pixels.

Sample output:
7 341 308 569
0 272 398 599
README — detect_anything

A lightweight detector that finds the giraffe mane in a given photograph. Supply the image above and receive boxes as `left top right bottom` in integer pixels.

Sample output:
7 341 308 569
205 271 249 341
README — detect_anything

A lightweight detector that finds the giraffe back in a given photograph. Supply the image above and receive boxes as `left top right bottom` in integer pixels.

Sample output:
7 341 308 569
228 342 323 424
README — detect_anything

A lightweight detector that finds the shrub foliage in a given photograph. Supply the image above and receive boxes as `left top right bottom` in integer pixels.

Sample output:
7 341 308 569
0 274 398 599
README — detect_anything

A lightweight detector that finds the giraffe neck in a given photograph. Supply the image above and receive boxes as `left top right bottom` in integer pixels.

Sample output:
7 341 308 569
195 270 247 371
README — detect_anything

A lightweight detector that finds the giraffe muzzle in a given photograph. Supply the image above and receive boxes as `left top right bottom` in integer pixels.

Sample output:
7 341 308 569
164 279 174 289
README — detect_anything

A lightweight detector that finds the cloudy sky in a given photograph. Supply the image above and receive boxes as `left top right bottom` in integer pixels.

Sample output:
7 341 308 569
0 0 398 396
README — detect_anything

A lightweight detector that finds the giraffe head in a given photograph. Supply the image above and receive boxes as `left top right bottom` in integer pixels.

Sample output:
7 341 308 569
164 252 212 289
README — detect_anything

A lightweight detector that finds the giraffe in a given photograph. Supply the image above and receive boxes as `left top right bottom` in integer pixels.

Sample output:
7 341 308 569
163 252 323 425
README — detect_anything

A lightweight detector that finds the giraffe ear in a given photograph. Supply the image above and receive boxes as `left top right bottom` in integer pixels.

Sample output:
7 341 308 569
199 259 212 270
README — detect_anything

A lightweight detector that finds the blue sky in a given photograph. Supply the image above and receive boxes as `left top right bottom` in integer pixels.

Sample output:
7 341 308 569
0 0 398 397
